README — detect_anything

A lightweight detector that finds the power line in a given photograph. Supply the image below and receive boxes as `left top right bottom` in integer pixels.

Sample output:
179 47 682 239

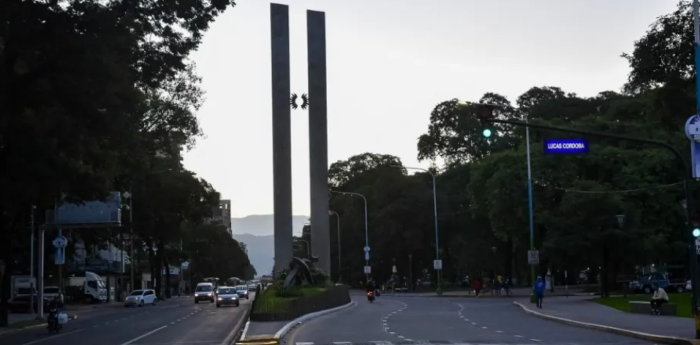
532 179 684 194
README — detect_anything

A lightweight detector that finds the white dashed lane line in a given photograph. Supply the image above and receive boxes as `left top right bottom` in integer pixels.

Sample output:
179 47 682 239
90 307 202 330
455 303 546 343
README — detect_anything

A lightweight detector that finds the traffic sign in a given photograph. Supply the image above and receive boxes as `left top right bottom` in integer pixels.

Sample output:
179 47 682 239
685 115 700 178
433 260 442 270
616 214 626 228
696 238 700 255
364 266 371 274
364 246 370 252
364 252 369 261
53 235 68 249
527 250 539 265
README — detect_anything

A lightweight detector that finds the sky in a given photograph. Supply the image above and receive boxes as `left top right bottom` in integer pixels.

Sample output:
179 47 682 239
183 0 678 218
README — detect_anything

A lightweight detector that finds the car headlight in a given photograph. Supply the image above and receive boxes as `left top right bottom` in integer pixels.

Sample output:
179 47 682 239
207 293 212 296
218 297 222 300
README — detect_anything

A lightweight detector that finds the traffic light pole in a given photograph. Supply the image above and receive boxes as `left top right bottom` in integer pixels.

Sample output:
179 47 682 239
483 118 700 338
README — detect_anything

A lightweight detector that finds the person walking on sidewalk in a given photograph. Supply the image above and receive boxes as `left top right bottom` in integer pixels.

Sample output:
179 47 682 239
650 284 669 315
533 276 545 308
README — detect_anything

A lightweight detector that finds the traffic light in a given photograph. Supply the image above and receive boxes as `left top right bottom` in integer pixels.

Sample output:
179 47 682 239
476 104 495 138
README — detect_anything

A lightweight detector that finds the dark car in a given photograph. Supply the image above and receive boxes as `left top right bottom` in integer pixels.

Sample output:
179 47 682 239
8 295 51 313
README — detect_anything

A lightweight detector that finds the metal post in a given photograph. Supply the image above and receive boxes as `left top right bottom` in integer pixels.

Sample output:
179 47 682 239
270 3 294 274
526 122 536 300
38 228 45 319
130 184 134 292
331 191 369 282
29 206 35 317
307 9 331 275
330 211 341 281
693 1 700 336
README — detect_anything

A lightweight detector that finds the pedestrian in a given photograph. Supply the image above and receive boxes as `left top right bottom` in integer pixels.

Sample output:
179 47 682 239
533 276 545 308
473 277 483 297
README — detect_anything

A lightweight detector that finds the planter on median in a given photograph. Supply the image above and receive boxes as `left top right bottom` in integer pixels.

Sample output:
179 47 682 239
250 285 350 321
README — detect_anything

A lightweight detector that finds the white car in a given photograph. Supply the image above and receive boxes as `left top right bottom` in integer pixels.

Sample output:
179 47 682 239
124 289 157 307
235 285 249 299
687 280 692 291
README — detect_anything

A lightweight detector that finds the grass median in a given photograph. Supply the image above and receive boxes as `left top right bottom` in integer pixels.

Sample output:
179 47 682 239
593 293 691 317
252 286 328 315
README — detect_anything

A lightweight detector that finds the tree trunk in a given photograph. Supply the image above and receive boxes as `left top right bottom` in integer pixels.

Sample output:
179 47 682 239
155 241 165 299
0 254 12 327
505 236 513 278
601 246 610 298
164 257 171 298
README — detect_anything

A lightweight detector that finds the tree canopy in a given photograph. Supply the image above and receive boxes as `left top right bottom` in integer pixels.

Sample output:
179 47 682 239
324 1 696 296
0 0 251 327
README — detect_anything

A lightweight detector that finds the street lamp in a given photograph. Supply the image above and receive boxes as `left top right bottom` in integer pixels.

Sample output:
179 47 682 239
329 210 341 281
330 191 369 281
461 100 536 290
124 168 175 292
394 165 442 295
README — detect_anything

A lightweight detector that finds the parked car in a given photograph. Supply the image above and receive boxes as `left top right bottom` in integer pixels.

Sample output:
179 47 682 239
8 295 51 313
124 289 157 307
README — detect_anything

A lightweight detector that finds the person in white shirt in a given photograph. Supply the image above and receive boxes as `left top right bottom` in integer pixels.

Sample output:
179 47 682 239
651 285 669 315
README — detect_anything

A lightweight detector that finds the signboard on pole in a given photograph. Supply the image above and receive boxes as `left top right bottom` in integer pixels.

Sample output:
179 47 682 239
543 139 589 154
364 266 371 274
364 246 370 261
527 250 539 265
616 214 626 228
53 235 68 265
684 115 700 178
695 238 700 255
364 252 369 261
433 260 442 270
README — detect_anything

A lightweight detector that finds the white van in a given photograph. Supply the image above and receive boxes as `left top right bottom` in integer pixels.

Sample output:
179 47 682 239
194 282 215 303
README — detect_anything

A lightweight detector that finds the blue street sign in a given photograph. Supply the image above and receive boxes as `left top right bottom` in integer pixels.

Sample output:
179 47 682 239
543 139 589 154
365 252 370 261
363 246 370 252
685 115 700 178
53 234 67 265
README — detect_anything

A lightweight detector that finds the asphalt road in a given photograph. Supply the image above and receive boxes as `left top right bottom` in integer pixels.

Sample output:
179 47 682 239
281 294 655 345
0 294 253 345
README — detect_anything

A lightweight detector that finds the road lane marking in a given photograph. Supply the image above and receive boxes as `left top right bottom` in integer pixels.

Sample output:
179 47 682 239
495 330 503 333
120 325 168 345
530 339 541 342
21 329 85 345
481 326 488 329
333 342 352 344
514 335 524 338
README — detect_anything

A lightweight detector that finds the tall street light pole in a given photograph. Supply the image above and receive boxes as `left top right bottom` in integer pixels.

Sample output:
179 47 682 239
331 191 369 282
329 210 341 281
461 100 536 292
398 166 442 295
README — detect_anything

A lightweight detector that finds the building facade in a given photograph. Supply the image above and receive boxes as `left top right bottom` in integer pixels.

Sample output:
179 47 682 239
210 199 232 236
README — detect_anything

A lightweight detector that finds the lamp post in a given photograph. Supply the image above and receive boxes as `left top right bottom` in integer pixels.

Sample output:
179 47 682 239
394 165 442 295
330 191 369 282
329 210 341 281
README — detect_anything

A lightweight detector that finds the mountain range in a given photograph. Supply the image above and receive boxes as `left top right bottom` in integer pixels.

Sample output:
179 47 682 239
232 215 308 276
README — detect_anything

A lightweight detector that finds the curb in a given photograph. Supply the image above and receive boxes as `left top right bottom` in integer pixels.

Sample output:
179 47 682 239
237 300 355 345
274 300 355 340
512 301 696 345
222 304 253 345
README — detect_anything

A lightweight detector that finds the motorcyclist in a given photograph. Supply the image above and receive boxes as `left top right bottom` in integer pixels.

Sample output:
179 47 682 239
48 296 64 326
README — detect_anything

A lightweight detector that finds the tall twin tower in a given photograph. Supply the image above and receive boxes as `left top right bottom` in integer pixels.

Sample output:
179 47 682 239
270 3 331 275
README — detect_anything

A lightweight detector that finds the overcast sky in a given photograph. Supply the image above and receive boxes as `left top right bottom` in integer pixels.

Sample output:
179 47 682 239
183 0 677 217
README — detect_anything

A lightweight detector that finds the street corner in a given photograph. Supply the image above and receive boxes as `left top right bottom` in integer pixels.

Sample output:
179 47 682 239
512 301 695 345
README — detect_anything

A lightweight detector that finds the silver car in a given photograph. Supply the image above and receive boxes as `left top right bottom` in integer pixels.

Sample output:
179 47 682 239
215 287 239 307
235 285 249 299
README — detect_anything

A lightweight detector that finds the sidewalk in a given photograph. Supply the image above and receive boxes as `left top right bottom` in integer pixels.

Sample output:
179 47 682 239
513 296 697 344
372 287 588 298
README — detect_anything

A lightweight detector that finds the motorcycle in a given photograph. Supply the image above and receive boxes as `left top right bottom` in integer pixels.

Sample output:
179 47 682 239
367 291 374 303
47 308 63 333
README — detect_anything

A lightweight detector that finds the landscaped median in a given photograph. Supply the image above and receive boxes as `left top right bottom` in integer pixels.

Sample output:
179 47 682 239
249 283 350 321
593 293 691 318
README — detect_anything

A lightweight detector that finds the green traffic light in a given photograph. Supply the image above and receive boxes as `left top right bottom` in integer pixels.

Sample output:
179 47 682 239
693 228 700 237
483 128 492 138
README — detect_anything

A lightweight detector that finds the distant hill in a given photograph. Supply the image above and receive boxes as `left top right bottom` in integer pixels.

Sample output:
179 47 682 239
232 215 308 275
232 215 308 236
